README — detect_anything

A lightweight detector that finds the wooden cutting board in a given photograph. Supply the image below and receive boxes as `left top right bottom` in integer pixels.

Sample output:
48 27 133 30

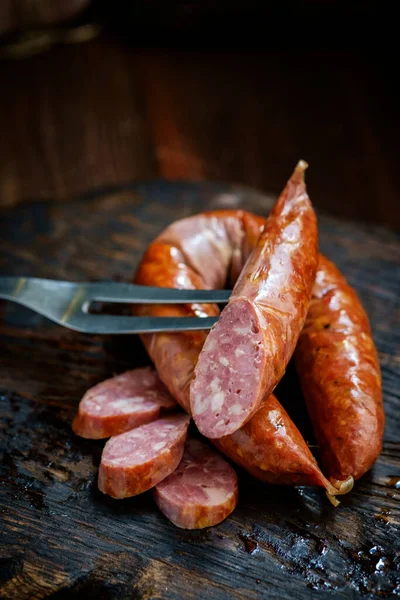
1 181 399 600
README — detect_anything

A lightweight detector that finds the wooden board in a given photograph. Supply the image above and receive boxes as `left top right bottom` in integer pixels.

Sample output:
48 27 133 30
0 181 399 600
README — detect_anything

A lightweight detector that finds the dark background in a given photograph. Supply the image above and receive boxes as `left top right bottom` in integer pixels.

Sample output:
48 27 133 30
0 0 399 229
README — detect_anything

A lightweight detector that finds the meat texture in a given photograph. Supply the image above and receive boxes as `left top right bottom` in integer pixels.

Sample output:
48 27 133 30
98 414 190 498
154 438 238 529
73 367 176 439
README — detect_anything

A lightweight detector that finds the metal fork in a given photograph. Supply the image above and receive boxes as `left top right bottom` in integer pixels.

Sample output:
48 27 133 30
0 276 231 334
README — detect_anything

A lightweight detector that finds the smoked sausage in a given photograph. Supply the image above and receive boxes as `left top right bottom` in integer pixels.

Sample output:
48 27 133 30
71 164 383 510
134 163 339 498
191 160 318 438
294 255 384 482
154 438 239 529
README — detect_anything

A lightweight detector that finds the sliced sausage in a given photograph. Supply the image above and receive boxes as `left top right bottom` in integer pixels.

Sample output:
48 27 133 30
73 367 176 439
153 438 238 529
295 255 384 482
98 414 190 498
190 161 318 438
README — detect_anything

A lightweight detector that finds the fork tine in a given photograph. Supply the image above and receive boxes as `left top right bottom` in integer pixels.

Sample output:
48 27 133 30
0 277 225 334
68 313 219 334
86 282 231 304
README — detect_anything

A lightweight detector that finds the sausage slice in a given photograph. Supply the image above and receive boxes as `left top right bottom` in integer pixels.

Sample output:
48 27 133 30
98 414 190 498
73 367 176 439
154 438 238 528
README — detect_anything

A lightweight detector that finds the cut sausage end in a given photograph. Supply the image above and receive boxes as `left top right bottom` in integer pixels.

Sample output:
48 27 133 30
98 413 190 498
153 438 238 529
191 298 266 439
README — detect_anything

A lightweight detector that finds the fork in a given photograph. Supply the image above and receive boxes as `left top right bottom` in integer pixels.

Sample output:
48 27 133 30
0 276 231 334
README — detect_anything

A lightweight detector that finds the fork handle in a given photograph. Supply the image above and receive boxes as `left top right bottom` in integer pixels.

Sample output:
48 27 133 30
0 276 74 318
0 277 27 301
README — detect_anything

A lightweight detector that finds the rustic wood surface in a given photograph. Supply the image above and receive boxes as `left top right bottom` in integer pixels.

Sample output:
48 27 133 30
0 181 399 599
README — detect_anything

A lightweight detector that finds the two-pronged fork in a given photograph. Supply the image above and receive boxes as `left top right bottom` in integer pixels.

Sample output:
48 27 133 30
0 277 231 334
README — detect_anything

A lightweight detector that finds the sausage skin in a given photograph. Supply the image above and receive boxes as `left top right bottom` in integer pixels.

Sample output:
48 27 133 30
154 438 239 529
98 414 190 498
191 161 318 438
294 255 384 482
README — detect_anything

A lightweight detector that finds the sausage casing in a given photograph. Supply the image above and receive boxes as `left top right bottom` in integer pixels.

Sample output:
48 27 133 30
295 255 384 482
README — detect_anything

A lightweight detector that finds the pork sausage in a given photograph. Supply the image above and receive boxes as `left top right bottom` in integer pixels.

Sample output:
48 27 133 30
153 438 239 529
294 255 384 482
73 367 176 439
191 161 318 437
98 414 190 498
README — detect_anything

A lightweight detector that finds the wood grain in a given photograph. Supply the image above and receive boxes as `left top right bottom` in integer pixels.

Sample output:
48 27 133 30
137 49 400 230
1 181 399 599
0 36 399 229
0 37 156 206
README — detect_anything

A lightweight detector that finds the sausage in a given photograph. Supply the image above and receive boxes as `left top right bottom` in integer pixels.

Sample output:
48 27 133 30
153 438 239 529
134 164 339 498
98 414 190 498
191 161 318 437
73 367 177 439
213 395 333 488
294 255 384 482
